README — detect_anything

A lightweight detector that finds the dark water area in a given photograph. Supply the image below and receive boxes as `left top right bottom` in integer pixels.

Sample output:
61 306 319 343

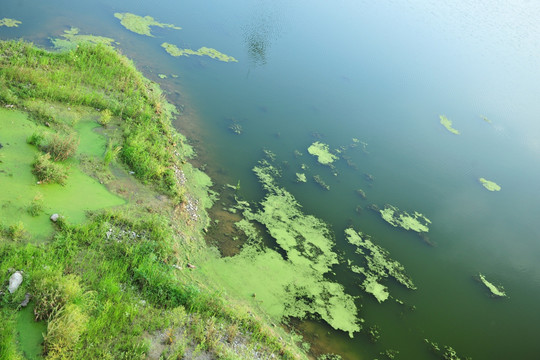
3 1 540 359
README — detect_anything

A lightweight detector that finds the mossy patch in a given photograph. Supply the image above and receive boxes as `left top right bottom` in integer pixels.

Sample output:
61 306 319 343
380 205 431 233
51 27 117 52
0 18 21 27
307 142 338 165
161 43 238 63
439 115 460 135
479 178 501 191
114 13 181 37
202 160 360 337
346 228 415 303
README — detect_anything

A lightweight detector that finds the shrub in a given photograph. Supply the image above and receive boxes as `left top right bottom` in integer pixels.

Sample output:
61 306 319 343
45 132 79 161
32 153 68 185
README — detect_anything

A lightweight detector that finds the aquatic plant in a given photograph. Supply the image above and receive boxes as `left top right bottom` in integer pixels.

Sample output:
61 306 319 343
307 141 337 165
296 173 307 183
51 27 116 51
425 339 472 360
478 273 506 297
0 18 21 27
345 228 415 302
32 153 68 185
313 175 330 190
380 205 431 233
356 189 366 199
479 177 501 191
161 43 238 63
114 13 181 37
439 115 460 135
44 132 79 161
480 115 492 123
27 193 44 217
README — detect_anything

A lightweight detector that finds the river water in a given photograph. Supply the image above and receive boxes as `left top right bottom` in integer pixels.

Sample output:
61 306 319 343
3 1 540 359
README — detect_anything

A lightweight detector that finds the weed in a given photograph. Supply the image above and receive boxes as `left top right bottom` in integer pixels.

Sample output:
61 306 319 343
103 141 121 166
99 108 112 126
44 132 79 161
27 130 46 146
7 221 26 241
27 192 44 216
32 153 68 184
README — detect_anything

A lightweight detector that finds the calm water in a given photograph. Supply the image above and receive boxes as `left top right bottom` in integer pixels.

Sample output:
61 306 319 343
3 1 540 359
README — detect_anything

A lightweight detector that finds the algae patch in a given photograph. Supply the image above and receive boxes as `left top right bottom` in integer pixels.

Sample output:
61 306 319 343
114 13 181 37
439 115 460 135
380 205 431 233
0 18 22 27
202 160 360 337
307 142 338 165
478 273 506 297
296 173 307 183
51 27 117 51
161 42 238 63
345 228 415 303
479 178 501 192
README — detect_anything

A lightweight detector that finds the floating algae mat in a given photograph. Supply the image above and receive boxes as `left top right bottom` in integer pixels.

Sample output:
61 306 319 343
50 27 117 51
307 141 338 166
16 304 46 360
0 109 124 239
439 115 460 135
161 42 238 63
479 177 501 192
202 160 360 336
0 18 22 27
114 13 181 37
380 204 431 233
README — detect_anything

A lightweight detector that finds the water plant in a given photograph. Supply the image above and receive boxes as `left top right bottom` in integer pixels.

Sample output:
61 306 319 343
379 204 431 233
44 132 79 161
313 174 330 190
478 273 506 297
161 42 238 63
50 27 117 52
32 153 68 185
0 18 21 27
114 13 181 37
307 141 337 165
479 177 501 191
27 193 44 216
439 115 460 135
296 172 307 183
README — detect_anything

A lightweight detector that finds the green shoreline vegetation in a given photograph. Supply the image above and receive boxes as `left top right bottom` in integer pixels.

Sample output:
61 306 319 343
0 40 307 359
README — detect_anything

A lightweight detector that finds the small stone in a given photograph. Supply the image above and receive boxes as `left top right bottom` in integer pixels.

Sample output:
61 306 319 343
8 271 23 293
50 213 59 222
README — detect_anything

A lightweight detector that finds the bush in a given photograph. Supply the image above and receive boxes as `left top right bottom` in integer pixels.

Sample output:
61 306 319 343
27 131 45 146
32 153 68 185
99 109 112 126
27 193 44 216
45 132 79 161
7 221 26 241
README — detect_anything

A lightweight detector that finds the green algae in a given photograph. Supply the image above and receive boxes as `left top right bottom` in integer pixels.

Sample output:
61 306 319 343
114 13 181 37
481 115 492 123
158 74 167 79
161 43 238 63
307 142 338 165
478 273 506 297
479 177 501 192
16 305 46 360
51 27 116 51
346 228 415 303
0 109 124 239
313 175 330 191
439 115 460 135
0 18 21 27
202 160 360 337
296 173 307 183
380 205 431 233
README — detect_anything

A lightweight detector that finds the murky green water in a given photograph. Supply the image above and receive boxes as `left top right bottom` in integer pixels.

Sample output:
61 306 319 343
3 1 540 358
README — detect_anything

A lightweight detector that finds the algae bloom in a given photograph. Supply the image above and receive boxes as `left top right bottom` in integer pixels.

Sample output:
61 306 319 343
51 28 117 51
439 115 460 135
479 177 501 191
114 13 181 37
307 141 338 165
161 43 238 63
296 173 307 183
380 205 431 233
0 18 22 27
478 273 506 297
346 228 415 303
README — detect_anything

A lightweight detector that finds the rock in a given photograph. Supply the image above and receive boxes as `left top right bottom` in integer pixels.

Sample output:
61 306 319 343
50 213 59 222
20 293 31 307
8 271 23 293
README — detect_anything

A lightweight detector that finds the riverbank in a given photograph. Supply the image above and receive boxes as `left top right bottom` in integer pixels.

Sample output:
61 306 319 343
0 40 309 359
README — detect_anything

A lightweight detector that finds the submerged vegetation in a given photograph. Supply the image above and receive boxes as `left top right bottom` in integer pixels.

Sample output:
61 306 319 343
114 13 181 37
0 40 306 359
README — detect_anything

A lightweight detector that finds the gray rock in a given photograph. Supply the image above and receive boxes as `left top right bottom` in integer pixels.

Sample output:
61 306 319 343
8 271 23 293
50 213 59 222
20 293 31 307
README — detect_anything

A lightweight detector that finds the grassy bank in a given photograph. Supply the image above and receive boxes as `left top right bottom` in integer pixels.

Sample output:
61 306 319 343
0 40 307 359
